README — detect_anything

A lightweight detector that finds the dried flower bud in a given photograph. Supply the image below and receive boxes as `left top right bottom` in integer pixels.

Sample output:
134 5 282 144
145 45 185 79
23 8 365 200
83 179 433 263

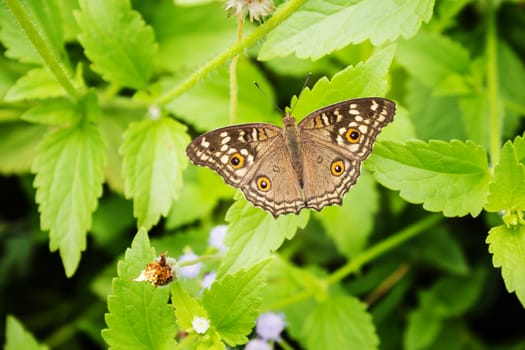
135 253 175 287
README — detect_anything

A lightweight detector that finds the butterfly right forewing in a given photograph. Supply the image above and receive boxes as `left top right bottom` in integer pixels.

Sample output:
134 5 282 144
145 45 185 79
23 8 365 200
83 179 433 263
298 98 395 161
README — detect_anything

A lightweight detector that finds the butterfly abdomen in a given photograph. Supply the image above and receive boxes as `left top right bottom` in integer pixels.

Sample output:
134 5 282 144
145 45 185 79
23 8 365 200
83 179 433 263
283 115 305 188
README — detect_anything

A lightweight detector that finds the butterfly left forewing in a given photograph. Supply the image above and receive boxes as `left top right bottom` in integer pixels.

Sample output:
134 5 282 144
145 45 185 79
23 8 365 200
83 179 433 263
186 123 281 188
298 97 395 161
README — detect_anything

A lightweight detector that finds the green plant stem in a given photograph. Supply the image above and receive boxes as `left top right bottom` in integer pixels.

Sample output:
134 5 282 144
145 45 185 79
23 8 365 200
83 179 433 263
266 214 441 311
5 0 81 99
229 18 244 124
154 0 307 106
485 0 501 166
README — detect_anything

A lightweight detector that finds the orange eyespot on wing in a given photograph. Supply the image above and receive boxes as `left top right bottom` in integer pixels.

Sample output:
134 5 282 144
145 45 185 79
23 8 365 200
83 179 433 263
229 153 245 169
345 128 361 143
256 176 271 191
330 160 345 176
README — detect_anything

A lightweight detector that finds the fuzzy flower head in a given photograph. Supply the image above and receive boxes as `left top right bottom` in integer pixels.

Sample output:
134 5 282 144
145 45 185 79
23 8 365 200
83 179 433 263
178 250 203 279
192 316 210 334
148 104 161 120
208 225 228 253
255 312 286 341
225 0 275 22
245 338 271 350
201 271 217 290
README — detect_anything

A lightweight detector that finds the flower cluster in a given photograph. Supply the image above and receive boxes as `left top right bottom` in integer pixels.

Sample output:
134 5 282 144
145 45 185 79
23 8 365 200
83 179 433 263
245 312 286 349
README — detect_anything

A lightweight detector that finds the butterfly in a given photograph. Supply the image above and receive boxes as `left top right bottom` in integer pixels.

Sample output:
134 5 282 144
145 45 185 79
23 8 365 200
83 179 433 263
186 98 395 217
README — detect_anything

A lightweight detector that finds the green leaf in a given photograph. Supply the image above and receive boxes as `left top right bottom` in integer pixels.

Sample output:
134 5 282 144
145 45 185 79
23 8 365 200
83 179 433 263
316 171 378 257
5 315 48 350
99 104 144 194
121 117 190 230
151 2 238 72
218 194 309 276
404 79 467 141
302 295 378 350
166 57 279 132
487 224 525 308
396 31 471 89
32 122 105 276
203 259 271 346
117 227 156 279
0 0 64 64
486 139 525 212
259 0 434 60
0 121 48 174
5 67 67 101
367 139 490 217
459 94 490 149
410 228 469 275
498 41 525 115
75 0 157 89
166 166 234 229
260 257 320 341
0 2 41 64
404 308 443 350
292 45 395 119
103 228 178 350
21 98 79 125
171 282 209 332
404 270 485 350
420 270 485 317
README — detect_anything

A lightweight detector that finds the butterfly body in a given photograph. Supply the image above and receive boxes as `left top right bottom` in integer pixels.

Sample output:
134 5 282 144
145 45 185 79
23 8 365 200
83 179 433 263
186 98 396 217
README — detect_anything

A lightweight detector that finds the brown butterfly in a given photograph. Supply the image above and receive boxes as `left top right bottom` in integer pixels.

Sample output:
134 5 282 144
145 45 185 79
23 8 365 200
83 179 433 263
186 98 395 217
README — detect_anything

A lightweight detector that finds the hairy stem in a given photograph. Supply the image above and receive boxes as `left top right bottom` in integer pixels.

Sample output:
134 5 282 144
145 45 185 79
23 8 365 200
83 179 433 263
5 0 81 99
155 0 307 106
229 18 245 124
485 0 501 166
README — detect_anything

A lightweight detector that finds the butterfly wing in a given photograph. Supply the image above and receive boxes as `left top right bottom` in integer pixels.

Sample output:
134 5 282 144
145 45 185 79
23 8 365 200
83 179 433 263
186 123 305 217
297 98 395 210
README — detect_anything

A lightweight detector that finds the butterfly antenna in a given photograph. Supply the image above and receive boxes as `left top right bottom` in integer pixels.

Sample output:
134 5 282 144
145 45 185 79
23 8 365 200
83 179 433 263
254 81 284 115
289 72 312 115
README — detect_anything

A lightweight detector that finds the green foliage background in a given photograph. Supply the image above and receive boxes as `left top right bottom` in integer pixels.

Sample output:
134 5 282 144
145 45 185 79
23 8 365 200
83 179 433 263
1 0 525 349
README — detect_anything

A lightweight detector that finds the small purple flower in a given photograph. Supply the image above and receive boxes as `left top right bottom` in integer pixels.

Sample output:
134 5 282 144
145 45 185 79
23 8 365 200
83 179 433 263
256 312 286 341
208 225 228 253
245 338 271 350
178 251 202 278
202 271 217 290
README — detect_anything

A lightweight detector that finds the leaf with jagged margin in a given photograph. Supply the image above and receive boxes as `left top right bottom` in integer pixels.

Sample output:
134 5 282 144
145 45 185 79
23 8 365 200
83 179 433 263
5 315 48 350
259 0 434 60
32 122 105 276
203 259 270 346
218 193 309 276
120 117 190 230
367 139 490 217
75 0 157 89
102 228 178 350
